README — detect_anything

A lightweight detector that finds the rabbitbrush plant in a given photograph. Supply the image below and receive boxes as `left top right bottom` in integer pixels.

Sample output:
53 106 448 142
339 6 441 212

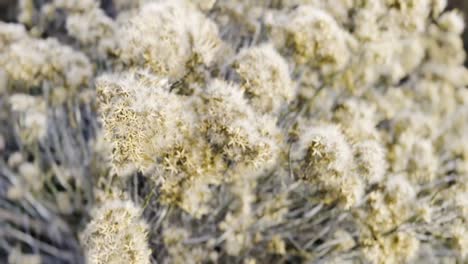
0 0 468 263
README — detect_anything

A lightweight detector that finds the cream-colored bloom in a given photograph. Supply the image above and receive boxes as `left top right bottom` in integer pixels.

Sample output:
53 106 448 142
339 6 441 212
0 24 92 92
97 71 194 175
80 199 151 264
9 94 47 143
439 10 465 34
119 0 222 80
197 79 280 172
268 5 350 72
291 123 364 207
234 44 294 115
354 140 387 184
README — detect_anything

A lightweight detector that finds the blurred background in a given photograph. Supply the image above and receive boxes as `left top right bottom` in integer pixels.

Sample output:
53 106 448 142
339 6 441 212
3 0 467 64
1 0 468 58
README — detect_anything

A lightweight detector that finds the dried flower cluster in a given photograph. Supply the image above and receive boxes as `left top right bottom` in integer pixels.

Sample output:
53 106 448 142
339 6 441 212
0 0 467 263
80 198 151 264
